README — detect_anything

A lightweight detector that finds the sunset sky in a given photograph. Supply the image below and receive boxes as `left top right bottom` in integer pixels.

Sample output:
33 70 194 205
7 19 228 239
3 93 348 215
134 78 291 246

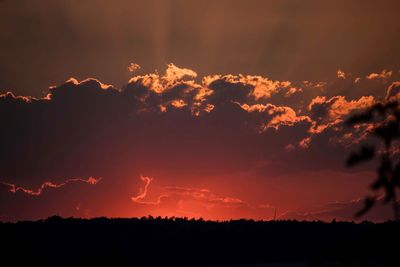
1 0 400 222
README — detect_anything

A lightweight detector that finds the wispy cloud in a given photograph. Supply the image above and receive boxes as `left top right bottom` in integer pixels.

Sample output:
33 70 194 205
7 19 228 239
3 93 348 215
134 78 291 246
366 70 393 80
131 175 274 220
1 177 101 196
131 175 154 203
278 197 397 222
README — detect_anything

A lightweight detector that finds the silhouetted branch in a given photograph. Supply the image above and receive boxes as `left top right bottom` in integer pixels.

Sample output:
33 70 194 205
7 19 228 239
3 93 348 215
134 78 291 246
355 197 376 218
346 145 375 167
347 100 400 220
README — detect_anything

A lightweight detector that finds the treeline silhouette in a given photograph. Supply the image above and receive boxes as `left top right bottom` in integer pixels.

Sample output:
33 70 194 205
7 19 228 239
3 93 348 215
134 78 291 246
1 216 399 266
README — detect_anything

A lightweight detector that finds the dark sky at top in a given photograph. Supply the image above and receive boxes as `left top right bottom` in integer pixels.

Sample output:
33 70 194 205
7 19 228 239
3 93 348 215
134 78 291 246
1 0 400 96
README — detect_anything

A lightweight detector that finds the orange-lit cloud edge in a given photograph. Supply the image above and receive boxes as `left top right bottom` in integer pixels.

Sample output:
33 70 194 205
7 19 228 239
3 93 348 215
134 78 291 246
1 177 101 196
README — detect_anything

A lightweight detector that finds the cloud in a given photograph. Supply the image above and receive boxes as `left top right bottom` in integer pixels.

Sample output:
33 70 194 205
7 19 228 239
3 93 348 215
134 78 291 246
300 95 376 147
131 175 245 207
128 63 197 94
123 63 310 119
278 197 397 222
237 102 311 131
130 175 274 220
0 65 387 180
131 176 154 203
281 94 376 149
308 95 375 123
164 63 198 84
125 64 214 116
337 69 347 79
284 87 302 97
0 63 397 221
128 63 141 73
1 177 101 196
203 74 292 101
0 77 131 181
63 77 113 90
266 106 311 130
385 81 400 101
366 69 393 80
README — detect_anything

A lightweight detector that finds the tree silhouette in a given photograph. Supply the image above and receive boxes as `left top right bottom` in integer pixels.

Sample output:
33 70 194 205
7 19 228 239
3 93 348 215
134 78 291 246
346 100 400 220
2 216 400 266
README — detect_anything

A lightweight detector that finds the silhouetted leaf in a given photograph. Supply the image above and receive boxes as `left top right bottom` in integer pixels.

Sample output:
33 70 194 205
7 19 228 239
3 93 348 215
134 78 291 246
371 179 384 190
393 162 400 187
371 155 392 192
346 99 400 220
384 186 395 203
346 145 375 167
355 197 376 218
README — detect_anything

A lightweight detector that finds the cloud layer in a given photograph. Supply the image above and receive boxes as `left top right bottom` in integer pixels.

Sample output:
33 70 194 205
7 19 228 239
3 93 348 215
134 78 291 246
1 64 399 221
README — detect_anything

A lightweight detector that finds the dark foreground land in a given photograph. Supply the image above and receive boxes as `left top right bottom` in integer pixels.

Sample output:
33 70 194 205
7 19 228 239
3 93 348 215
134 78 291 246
1 217 399 267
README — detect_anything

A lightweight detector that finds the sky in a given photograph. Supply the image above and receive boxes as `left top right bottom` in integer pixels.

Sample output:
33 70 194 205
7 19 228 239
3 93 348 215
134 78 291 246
1 0 400 222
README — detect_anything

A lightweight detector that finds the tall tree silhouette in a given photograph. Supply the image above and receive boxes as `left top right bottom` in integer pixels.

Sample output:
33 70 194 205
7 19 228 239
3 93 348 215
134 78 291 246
347 100 400 220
